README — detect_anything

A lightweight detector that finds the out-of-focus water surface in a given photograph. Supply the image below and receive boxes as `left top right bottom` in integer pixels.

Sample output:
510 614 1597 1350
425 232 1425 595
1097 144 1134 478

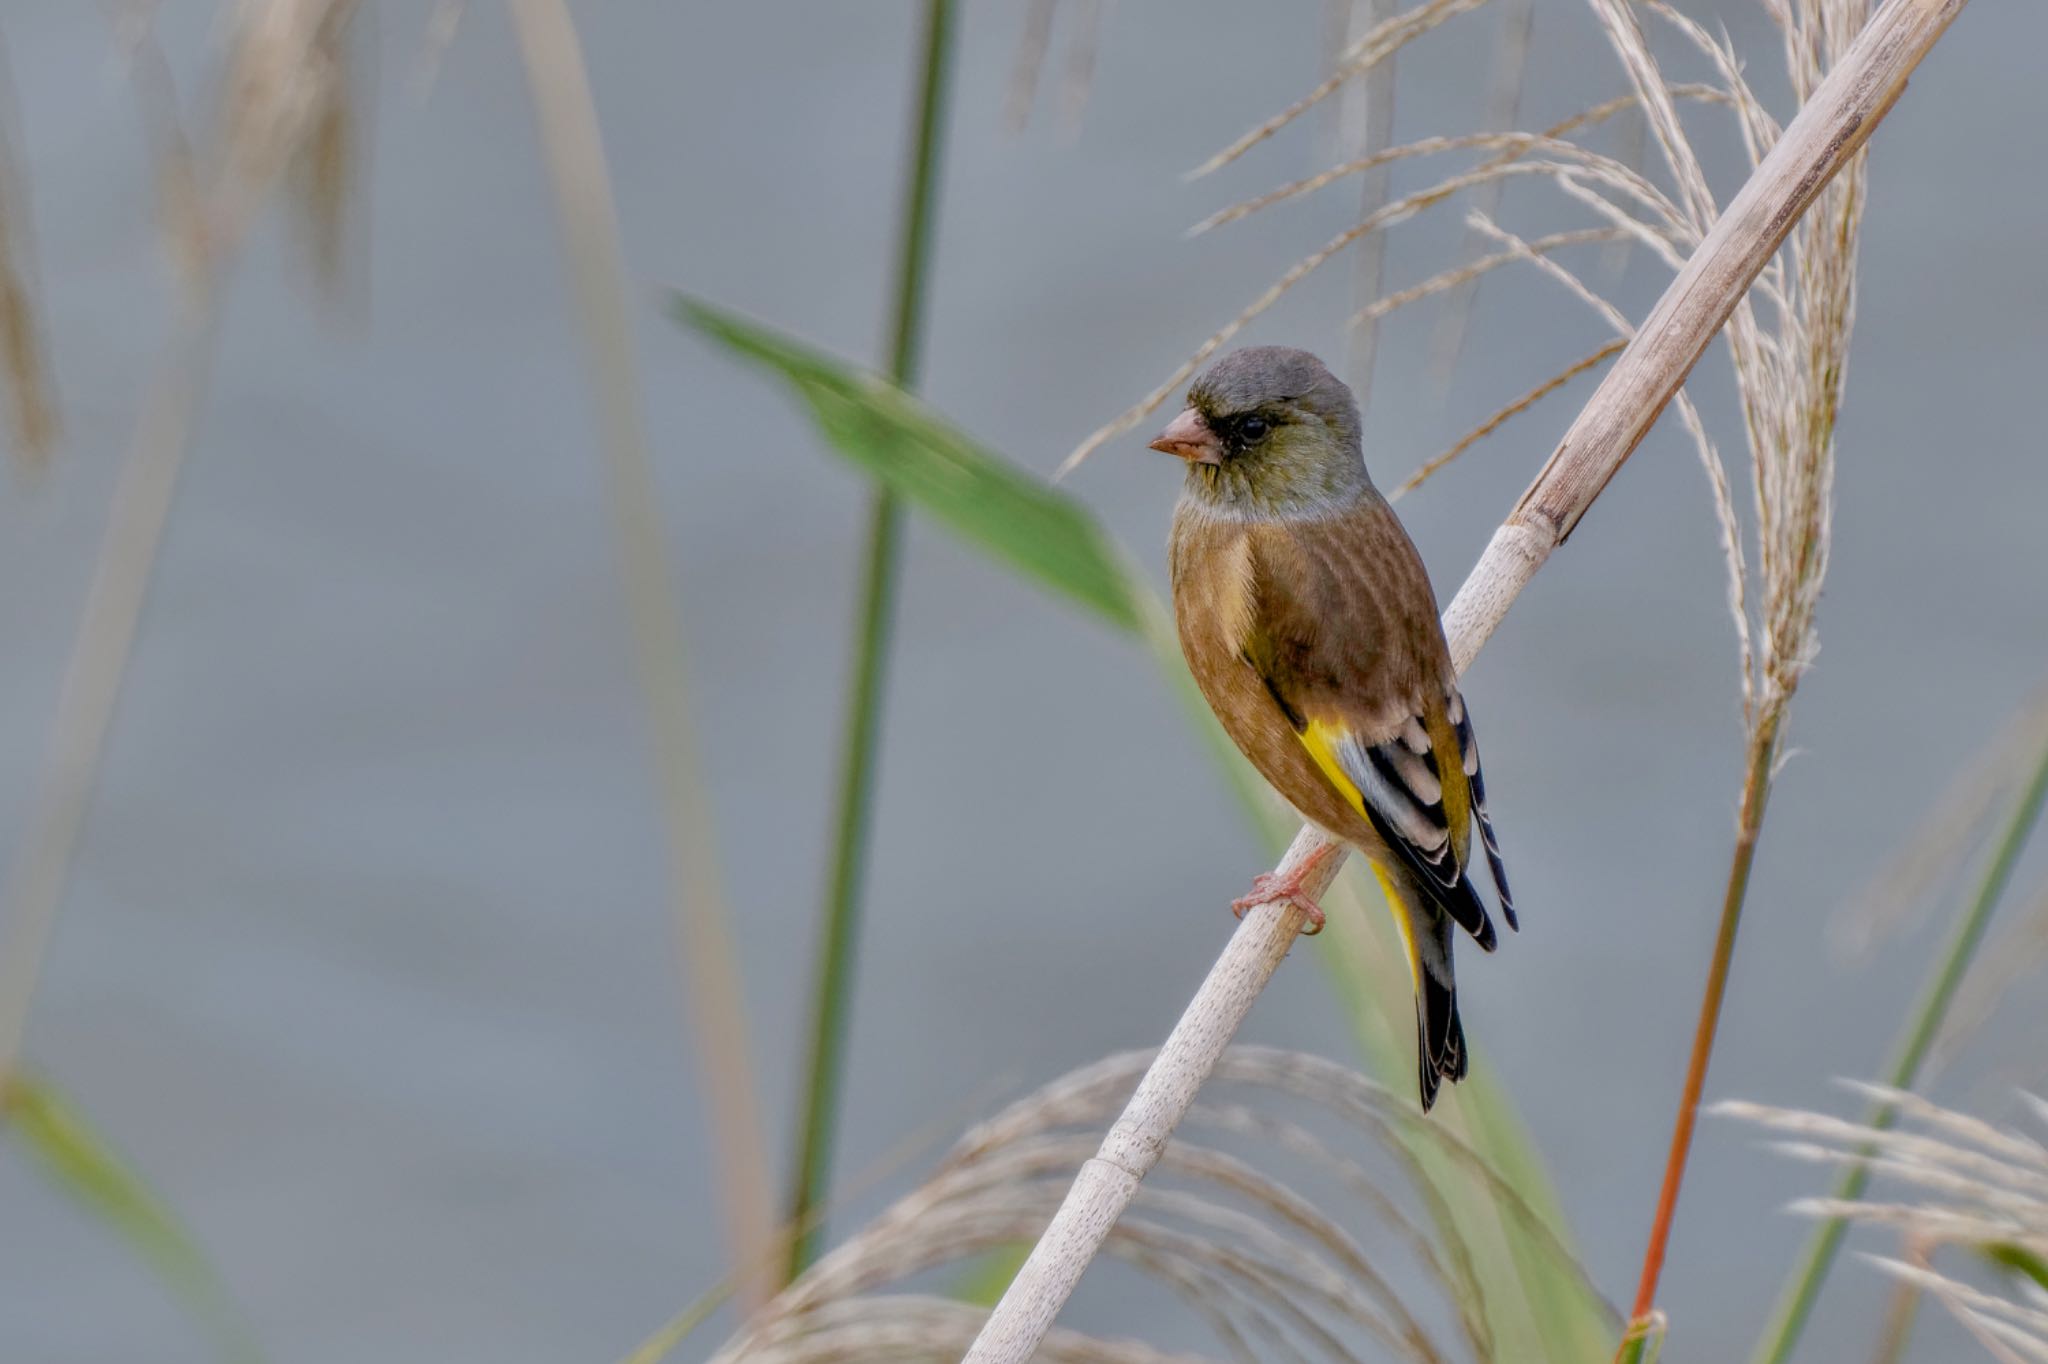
2 3 2044 1361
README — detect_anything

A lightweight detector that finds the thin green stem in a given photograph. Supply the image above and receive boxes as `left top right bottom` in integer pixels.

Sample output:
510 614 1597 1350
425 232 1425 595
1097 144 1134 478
782 0 956 1285
882 0 953 393
785 494 900 1282
1614 1314 1666 1364
1750 732 2048 1364
1619 713 1782 1356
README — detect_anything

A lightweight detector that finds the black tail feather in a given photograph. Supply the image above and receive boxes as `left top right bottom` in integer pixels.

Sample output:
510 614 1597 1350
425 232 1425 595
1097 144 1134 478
1441 873 1497 952
1414 916 1467 1113
1468 761 1517 933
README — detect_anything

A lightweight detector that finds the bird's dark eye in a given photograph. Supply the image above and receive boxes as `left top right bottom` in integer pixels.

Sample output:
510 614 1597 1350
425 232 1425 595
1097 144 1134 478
1238 415 1270 441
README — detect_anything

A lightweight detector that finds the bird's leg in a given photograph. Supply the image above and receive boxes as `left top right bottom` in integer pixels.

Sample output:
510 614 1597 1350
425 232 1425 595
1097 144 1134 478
1231 840 1338 935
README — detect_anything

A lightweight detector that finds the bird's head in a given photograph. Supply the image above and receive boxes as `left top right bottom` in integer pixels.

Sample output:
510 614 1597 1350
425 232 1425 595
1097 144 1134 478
1149 346 1369 516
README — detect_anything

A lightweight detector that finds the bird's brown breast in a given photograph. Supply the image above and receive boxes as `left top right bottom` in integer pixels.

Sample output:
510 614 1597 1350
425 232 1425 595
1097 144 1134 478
1169 508 1388 847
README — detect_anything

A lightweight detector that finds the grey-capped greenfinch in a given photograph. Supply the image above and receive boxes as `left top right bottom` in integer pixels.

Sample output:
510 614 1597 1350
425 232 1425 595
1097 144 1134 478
1154 346 1516 1111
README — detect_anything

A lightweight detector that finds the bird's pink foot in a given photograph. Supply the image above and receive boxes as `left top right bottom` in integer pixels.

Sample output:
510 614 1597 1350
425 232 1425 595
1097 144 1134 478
1231 848 1334 936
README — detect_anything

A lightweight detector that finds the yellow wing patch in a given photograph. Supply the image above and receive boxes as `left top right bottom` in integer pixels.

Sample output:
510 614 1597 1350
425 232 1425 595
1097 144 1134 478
1298 717 1372 824
1299 718 1423 992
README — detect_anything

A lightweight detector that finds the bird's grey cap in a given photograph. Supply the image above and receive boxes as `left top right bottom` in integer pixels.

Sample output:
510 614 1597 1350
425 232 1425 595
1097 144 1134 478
1188 346 1361 447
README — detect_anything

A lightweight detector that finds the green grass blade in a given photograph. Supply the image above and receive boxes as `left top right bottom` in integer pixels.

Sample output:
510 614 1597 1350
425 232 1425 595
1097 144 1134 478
787 493 902 1282
671 298 1143 636
3 1074 261 1364
781 0 958 1283
1458 1063 1618 1358
613 1284 728 1364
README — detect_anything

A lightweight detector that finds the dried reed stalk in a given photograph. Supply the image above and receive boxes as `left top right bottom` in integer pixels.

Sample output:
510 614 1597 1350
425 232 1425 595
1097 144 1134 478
0 71 58 469
0 0 361 1092
507 0 778 1312
963 3 1962 1357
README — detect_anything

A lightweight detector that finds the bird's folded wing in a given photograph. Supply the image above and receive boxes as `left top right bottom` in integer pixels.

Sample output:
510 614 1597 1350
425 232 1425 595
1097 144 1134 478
1294 707 1498 952
1233 513 1511 946
1446 688 1517 930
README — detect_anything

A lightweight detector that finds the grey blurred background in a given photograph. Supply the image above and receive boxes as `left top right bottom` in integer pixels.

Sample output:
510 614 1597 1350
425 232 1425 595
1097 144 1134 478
1 2 2044 1361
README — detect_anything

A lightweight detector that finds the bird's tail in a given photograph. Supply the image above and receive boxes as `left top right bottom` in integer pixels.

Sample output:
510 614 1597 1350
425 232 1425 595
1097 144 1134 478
1411 907 1466 1112
1374 865 1467 1112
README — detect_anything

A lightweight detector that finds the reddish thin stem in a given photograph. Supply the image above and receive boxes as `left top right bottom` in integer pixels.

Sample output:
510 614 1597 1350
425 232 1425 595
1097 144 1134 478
1622 714 1781 1343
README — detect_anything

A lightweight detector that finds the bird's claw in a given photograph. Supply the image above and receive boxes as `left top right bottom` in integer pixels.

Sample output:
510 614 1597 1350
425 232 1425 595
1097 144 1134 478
1233 871 1327 935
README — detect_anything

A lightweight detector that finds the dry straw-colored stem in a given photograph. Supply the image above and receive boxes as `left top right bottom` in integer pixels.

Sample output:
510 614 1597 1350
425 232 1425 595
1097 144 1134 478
0 78 58 469
508 0 777 1311
0 0 358 1089
963 1 1960 1357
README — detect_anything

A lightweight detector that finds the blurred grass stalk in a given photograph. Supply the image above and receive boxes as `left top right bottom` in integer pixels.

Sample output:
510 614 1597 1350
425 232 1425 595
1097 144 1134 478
2 1073 262 1364
0 4 358 1354
1750 733 2048 1364
783 0 956 1283
0 42 60 471
0 0 359 1100
506 0 779 1310
0 298 218 1091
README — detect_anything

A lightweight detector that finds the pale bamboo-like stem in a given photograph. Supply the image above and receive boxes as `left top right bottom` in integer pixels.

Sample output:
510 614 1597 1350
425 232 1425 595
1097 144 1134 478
962 2 1960 1358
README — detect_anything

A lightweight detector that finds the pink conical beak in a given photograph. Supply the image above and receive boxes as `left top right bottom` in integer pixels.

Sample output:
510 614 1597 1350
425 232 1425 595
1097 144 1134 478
1148 408 1223 466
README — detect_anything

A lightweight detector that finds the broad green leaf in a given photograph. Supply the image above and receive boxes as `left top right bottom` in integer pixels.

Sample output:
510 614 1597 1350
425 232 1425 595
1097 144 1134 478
2 1074 261 1364
672 297 1143 634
